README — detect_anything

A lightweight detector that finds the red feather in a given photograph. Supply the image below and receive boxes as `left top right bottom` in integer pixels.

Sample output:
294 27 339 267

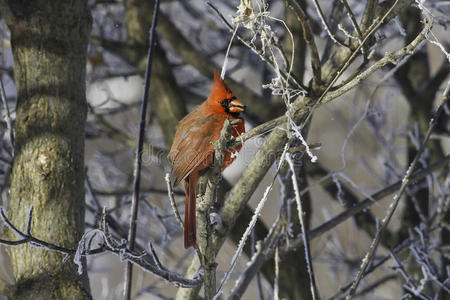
168 72 245 248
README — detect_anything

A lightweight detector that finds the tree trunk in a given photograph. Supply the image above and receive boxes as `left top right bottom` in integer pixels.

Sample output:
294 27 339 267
3 1 92 299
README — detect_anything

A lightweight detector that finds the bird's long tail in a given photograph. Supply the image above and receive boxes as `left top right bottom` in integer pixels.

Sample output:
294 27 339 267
184 172 197 248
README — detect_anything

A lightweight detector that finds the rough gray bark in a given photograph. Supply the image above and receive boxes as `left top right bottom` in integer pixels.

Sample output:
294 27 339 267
2 1 92 299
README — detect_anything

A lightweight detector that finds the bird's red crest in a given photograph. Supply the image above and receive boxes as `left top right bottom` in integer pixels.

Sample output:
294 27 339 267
208 71 233 105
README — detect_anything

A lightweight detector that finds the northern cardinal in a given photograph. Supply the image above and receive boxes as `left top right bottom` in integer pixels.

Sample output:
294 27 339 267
169 72 246 248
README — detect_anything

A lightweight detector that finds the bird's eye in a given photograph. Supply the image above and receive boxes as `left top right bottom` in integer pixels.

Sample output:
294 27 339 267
220 96 237 106
220 99 231 106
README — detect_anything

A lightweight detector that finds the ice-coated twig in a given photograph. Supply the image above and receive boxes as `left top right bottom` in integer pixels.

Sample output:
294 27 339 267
311 0 348 47
345 75 449 300
228 212 285 299
328 226 441 300
223 154 449 299
340 0 364 48
228 0 430 154
221 24 239 80
0 206 101 255
301 0 405 131
0 182 202 286
206 1 305 91
288 154 450 250
390 251 431 300
285 0 322 86
251 228 264 300
165 173 184 231
416 0 450 63
214 185 272 300
288 118 318 163
286 153 319 300
408 227 450 294
338 24 359 41
214 142 290 299
124 1 160 299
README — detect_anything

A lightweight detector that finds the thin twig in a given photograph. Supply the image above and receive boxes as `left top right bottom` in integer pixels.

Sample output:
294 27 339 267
230 0 429 150
274 246 280 300
311 0 348 47
304 0 404 127
340 0 364 47
124 1 160 299
215 142 291 299
352 275 398 299
206 1 306 91
390 251 431 300
345 80 449 299
0 207 102 255
251 229 264 300
228 212 285 299
0 205 202 288
285 0 322 87
293 155 450 249
165 173 184 231
289 0 416 152
225 154 449 298
328 226 440 300
199 119 238 300
286 153 319 300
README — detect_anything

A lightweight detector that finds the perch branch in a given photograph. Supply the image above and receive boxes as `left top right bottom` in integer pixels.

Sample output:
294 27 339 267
199 119 238 299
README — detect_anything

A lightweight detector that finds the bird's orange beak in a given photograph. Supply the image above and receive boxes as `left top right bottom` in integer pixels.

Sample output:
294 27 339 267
229 99 246 113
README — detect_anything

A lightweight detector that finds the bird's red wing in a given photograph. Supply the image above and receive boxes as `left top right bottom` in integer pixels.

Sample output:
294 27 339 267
170 114 226 186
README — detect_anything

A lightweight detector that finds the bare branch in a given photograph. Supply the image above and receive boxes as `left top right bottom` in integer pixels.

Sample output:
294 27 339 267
328 225 441 300
124 1 160 298
294 154 450 249
156 10 284 122
0 206 203 288
286 153 319 299
345 73 449 299
340 0 364 44
311 0 348 47
228 212 285 299
198 119 239 299
225 153 449 298
206 1 306 92
285 0 322 88
165 173 184 231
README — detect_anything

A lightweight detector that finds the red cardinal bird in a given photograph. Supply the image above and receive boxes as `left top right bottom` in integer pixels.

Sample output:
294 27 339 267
169 72 246 248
